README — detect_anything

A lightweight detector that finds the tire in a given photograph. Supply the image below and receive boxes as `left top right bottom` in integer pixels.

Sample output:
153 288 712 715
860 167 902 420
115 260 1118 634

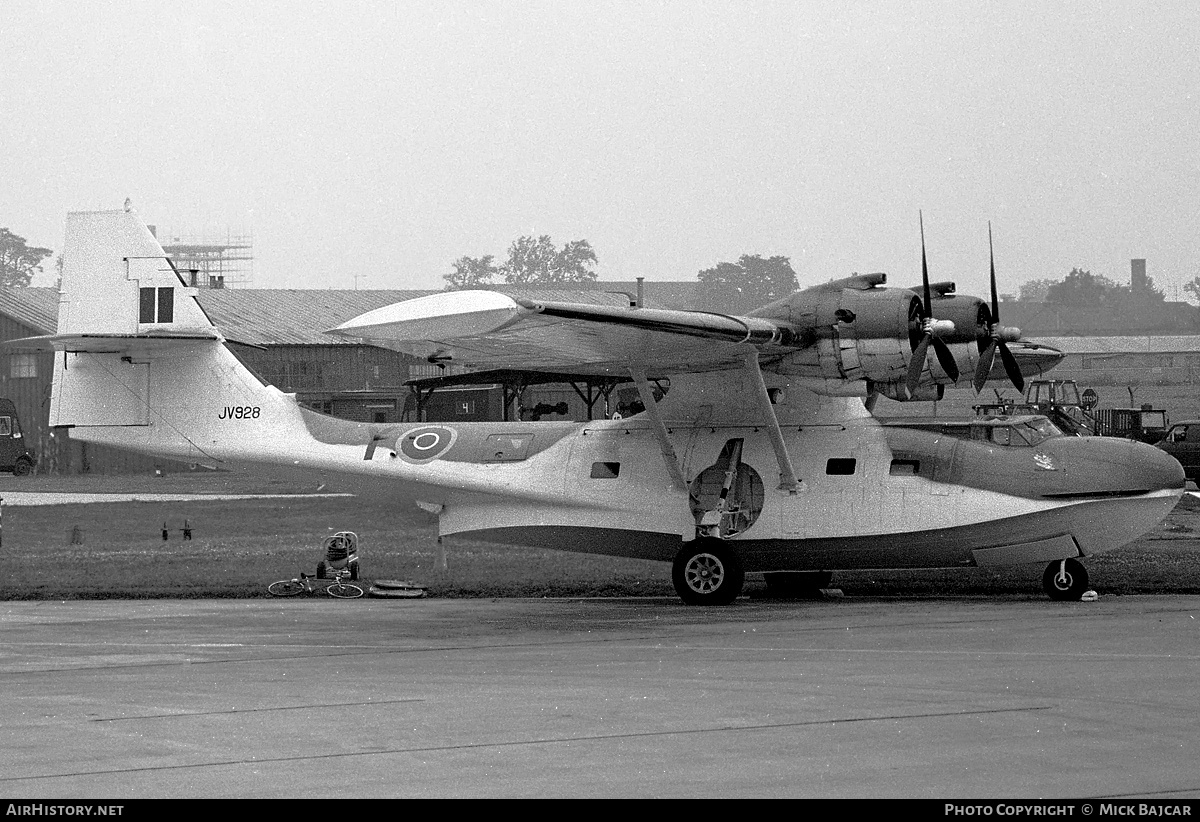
326 583 364 599
368 585 427 599
268 580 305 597
316 561 327 579
763 571 833 599
12 458 32 477
672 540 744 606
372 579 420 590
1043 558 1089 601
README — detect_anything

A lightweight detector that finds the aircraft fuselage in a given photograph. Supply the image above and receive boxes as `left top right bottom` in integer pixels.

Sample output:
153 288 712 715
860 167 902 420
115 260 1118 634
345 414 1182 572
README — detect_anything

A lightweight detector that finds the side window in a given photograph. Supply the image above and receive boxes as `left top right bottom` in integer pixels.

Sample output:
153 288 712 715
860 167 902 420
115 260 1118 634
140 287 156 322
590 462 620 479
826 458 856 475
0 416 10 436
157 286 174 323
9 353 37 379
991 427 1011 446
140 286 175 323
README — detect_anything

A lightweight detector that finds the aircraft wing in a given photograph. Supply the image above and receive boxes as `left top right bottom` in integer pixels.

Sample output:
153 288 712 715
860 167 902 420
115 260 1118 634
327 290 799 377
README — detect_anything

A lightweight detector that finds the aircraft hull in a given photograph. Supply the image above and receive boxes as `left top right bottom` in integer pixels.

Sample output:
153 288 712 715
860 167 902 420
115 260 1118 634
450 488 1181 570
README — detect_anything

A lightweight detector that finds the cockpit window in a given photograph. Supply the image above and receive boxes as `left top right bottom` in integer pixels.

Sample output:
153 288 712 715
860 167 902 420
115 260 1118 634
887 416 1063 448
981 419 1063 447
1014 418 1060 446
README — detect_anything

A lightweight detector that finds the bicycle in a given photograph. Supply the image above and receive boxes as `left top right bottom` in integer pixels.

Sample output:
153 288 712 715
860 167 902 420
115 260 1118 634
268 569 364 599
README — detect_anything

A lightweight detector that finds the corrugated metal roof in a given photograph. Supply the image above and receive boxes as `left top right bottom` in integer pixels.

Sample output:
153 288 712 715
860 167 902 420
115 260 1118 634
0 287 59 334
7 284 1197 352
1002 300 1200 336
1031 336 1200 354
199 287 633 345
604 280 700 310
197 289 434 345
0 286 634 346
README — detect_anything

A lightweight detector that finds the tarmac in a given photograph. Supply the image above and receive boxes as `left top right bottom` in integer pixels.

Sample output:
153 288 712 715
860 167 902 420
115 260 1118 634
0 492 353 506
2 594 1199 799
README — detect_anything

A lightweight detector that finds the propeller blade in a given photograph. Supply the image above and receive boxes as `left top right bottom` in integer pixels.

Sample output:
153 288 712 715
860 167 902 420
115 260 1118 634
988 221 1000 327
906 335 931 395
998 340 1025 393
932 336 960 382
973 222 1008 395
920 211 932 317
973 340 997 393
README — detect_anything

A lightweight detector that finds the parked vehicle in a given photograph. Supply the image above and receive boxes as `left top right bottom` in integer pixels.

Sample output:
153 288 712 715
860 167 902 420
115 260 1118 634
0 399 35 475
974 380 1169 443
1154 421 1200 482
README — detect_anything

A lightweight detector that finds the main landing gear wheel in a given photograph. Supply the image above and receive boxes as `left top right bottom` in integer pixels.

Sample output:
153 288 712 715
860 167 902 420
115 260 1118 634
1043 558 1089 601
763 571 833 599
672 540 744 606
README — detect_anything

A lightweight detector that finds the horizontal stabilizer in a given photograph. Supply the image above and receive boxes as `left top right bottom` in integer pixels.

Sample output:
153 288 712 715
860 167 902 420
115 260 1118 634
8 331 223 354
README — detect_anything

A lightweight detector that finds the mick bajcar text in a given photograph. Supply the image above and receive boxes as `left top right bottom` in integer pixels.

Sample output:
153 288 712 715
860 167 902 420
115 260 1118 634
945 806 1192 817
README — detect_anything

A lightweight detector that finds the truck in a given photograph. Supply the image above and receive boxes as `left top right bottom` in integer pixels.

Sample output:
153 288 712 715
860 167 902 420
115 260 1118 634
973 379 1169 443
0 398 36 475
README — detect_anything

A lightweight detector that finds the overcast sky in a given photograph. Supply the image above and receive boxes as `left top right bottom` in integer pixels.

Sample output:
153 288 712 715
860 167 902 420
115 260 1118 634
3 1 1197 301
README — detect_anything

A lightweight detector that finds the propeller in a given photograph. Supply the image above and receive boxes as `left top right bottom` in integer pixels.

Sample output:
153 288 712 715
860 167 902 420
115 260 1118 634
905 212 959 396
972 223 1025 393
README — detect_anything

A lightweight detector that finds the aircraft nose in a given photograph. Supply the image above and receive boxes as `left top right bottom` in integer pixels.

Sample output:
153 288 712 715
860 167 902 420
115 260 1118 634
1136 440 1188 491
1056 437 1186 494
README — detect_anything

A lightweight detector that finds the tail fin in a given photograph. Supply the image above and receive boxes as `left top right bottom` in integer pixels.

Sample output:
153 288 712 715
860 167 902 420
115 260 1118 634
57 208 215 336
48 208 303 462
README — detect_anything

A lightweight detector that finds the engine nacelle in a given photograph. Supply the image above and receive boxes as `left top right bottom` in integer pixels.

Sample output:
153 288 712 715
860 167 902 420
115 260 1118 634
752 275 919 345
758 275 1032 394
872 382 944 402
928 293 989 344
760 279 921 386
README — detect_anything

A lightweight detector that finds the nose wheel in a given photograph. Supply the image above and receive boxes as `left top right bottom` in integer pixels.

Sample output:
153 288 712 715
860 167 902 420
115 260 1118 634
672 540 744 606
1042 558 1089 601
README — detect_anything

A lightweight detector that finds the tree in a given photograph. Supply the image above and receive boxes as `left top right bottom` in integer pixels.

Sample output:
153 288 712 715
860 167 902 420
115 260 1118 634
501 235 598 284
1045 268 1128 307
1183 276 1200 305
0 228 52 287
1017 278 1057 303
696 254 799 313
1131 274 1166 304
444 254 499 290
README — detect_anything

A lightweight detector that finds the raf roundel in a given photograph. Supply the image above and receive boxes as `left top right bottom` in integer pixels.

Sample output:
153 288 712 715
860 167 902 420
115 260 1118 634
397 426 457 463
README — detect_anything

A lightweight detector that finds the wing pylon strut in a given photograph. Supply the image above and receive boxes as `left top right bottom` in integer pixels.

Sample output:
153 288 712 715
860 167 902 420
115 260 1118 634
629 367 689 494
744 353 800 493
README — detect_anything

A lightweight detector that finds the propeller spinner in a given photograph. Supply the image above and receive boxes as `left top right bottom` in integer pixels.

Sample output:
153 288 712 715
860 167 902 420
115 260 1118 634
905 212 959 396
972 223 1026 393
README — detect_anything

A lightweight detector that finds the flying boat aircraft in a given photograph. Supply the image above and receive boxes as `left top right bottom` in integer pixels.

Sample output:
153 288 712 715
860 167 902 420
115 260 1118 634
32 208 1185 605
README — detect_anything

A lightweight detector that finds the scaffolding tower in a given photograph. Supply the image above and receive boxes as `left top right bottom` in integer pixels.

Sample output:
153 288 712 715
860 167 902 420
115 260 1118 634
153 226 254 289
